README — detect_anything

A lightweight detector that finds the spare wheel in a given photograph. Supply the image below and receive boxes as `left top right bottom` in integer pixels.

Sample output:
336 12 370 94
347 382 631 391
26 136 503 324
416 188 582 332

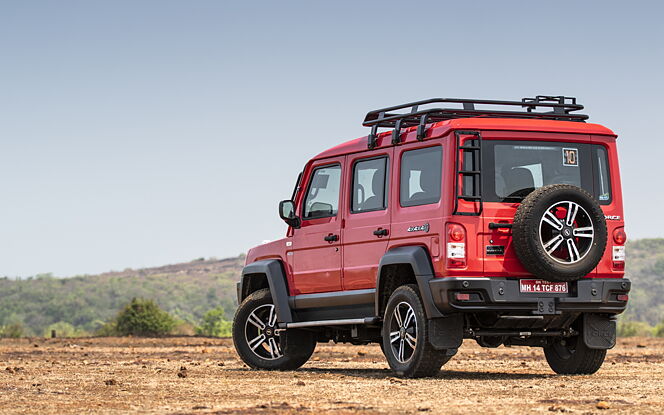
512 184 607 282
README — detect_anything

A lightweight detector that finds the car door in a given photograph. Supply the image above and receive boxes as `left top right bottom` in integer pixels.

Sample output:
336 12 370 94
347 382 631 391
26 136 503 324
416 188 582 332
290 158 344 294
341 150 392 290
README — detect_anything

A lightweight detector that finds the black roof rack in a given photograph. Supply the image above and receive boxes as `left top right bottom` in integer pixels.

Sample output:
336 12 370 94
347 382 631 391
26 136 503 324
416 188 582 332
362 95 588 149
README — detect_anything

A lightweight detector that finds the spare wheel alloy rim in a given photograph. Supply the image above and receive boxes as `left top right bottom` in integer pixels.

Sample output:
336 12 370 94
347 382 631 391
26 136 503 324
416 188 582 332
538 200 594 264
244 303 283 360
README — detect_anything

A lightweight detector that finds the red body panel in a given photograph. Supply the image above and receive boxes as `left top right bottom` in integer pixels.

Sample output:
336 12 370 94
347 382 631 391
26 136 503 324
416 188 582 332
244 118 624 295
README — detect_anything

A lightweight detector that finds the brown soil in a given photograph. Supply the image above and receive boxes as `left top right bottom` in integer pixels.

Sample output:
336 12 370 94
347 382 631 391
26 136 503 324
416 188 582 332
1 336 663 414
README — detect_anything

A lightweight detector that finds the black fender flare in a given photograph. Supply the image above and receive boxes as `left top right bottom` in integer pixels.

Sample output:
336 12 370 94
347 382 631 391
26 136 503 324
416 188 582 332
375 246 444 319
238 259 293 323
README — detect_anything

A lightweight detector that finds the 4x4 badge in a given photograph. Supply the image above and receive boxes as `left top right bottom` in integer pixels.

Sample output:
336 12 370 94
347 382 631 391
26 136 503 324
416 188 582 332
407 223 430 233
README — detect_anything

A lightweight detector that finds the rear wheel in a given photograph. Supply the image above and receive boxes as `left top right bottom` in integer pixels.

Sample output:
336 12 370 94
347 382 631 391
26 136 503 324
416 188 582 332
233 289 316 370
381 284 451 378
543 336 606 375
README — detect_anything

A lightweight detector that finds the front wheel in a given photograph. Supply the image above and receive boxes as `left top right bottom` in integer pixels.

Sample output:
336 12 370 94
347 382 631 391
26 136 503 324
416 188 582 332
381 284 451 378
233 289 316 370
543 336 606 375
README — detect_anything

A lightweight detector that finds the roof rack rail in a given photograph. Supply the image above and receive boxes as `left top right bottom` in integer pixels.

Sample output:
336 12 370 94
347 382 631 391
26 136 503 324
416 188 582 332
363 95 588 149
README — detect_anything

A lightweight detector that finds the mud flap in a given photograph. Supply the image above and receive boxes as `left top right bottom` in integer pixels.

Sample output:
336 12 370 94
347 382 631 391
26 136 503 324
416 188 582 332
428 313 463 351
583 314 616 350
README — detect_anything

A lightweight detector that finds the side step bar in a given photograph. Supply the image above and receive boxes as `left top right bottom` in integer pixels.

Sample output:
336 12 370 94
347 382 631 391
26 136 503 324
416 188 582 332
281 317 379 329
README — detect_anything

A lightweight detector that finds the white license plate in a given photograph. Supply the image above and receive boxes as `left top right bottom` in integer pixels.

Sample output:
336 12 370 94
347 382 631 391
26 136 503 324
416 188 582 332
519 279 568 294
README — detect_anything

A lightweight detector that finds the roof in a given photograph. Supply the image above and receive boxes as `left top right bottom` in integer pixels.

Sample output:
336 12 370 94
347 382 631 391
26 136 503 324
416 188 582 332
313 118 616 161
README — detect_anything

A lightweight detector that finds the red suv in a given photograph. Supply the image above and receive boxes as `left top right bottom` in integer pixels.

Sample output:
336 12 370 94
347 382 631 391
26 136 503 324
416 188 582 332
233 96 630 378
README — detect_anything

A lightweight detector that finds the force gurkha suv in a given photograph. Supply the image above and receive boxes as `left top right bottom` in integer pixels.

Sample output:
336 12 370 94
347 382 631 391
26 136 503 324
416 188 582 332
233 95 630 377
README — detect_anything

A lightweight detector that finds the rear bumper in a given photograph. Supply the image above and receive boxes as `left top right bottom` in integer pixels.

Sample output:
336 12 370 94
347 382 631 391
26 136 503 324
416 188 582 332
429 277 631 315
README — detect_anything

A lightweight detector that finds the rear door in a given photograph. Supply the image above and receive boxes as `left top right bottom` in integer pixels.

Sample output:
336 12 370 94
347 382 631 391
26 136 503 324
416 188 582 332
341 150 392 290
481 132 593 277
290 157 344 294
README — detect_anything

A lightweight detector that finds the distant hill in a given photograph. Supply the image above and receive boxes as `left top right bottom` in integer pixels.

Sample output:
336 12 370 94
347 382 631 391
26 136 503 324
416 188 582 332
1 239 663 336
622 239 664 325
0 256 245 336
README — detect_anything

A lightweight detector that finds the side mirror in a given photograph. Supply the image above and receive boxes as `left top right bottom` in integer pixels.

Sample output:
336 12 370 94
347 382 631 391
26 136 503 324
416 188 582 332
278 200 301 228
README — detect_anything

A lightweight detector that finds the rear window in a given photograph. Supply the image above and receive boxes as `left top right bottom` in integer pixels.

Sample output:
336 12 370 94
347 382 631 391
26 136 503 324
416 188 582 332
482 141 611 204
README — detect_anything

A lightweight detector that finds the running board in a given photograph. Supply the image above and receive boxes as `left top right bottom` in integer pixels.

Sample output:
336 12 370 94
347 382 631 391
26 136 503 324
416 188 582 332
281 317 379 329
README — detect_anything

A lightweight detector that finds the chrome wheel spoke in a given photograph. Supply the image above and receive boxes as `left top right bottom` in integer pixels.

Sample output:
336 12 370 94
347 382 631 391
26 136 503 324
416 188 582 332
543 211 563 230
248 311 266 330
403 308 415 328
405 333 417 349
390 331 401 344
267 305 277 327
566 202 579 226
566 239 581 262
399 339 405 362
573 226 594 238
267 337 281 359
248 333 266 351
543 235 564 254
393 306 403 327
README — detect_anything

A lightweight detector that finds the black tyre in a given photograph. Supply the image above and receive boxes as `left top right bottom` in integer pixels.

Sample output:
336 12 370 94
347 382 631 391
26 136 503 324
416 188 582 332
232 289 316 370
381 284 451 378
512 184 607 282
544 336 606 375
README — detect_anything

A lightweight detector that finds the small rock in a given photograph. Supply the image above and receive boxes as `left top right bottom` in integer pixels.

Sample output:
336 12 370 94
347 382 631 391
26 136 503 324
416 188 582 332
33 344 39 348
357 351 366 356
192 405 210 410
177 371 188 378
295 380 305 386
636 344 646 348
5 367 15 374
217 362 225 367
180 366 187 371
596 401 611 410
388 377 404 384
104 379 117 386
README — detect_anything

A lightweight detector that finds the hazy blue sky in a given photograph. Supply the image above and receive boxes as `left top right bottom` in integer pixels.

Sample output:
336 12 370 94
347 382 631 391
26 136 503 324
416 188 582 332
1 1 662 277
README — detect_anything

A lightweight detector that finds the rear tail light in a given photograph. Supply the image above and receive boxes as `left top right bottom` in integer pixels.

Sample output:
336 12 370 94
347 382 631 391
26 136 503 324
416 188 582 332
617 294 629 302
446 223 466 268
612 227 626 270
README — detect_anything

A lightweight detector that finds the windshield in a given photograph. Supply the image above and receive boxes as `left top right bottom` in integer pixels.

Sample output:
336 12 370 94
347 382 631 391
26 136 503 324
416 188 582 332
482 140 611 204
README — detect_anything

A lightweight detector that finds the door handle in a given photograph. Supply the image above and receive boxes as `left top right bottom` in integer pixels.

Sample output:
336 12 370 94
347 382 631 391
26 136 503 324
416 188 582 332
373 228 389 237
324 234 339 242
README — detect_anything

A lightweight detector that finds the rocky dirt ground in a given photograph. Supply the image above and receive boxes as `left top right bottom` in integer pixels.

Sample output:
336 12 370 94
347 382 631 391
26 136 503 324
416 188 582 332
1 336 663 415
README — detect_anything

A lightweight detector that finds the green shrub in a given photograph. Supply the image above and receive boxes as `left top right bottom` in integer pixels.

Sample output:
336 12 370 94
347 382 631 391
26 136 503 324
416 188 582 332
0 323 25 338
196 307 232 337
617 320 654 337
654 322 664 338
114 298 176 336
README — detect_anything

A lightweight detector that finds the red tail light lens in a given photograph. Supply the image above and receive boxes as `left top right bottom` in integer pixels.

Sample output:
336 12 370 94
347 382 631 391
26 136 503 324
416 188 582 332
613 227 627 245
446 223 466 268
448 224 465 241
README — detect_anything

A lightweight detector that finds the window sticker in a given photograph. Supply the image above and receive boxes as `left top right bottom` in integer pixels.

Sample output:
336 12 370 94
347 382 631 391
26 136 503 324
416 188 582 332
562 148 579 167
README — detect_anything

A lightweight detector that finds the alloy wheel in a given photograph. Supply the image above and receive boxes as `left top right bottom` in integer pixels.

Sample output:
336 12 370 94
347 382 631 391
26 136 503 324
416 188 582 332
244 304 282 360
539 201 594 264
389 301 418 363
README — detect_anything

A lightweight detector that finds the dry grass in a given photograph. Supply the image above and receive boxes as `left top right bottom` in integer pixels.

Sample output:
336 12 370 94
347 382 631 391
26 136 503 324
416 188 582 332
1 336 663 414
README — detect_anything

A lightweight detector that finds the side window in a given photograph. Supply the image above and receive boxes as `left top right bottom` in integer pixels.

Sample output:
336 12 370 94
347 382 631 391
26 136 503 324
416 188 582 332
400 146 443 207
351 157 389 213
303 165 341 219
594 146 612 204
